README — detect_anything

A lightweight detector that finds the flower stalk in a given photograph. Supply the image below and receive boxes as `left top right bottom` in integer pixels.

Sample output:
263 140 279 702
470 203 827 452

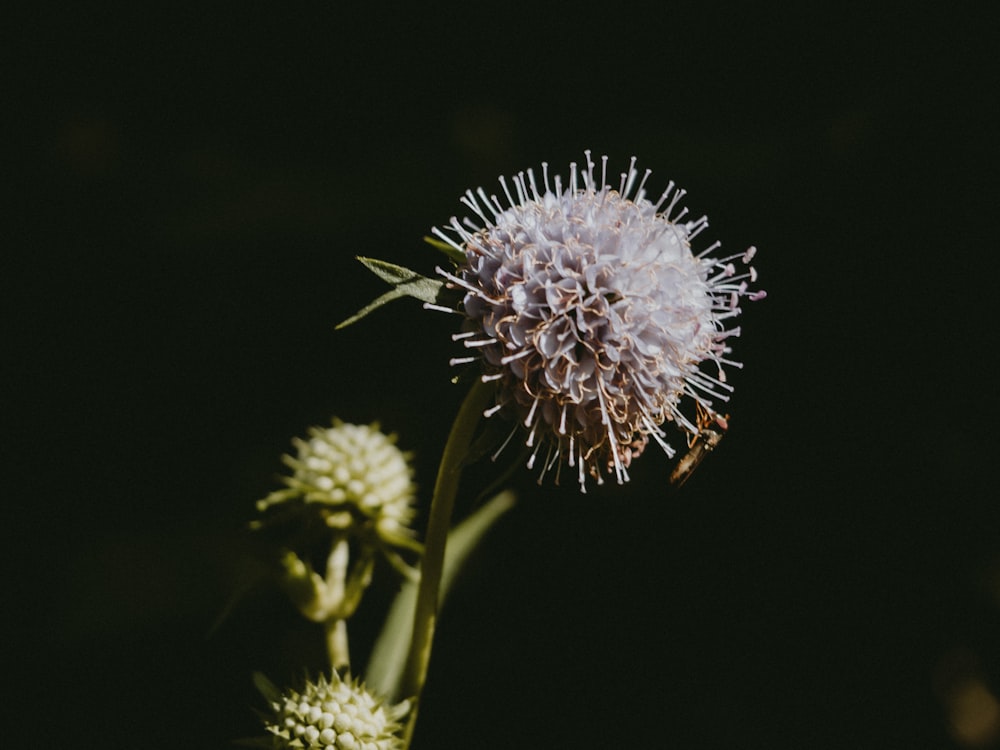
399 377 493 746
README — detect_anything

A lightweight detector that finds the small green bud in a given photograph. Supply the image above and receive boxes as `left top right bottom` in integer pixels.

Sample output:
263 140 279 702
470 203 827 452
258 420 418 552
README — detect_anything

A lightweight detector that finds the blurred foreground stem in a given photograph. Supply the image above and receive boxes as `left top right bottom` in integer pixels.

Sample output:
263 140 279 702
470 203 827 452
324 537 351 672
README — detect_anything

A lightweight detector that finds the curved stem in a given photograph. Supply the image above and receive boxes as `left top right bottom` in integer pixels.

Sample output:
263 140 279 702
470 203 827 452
400 378 492 746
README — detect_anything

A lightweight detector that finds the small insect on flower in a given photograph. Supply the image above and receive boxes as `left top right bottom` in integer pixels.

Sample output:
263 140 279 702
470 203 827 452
669 402 729 488
430 152 765 491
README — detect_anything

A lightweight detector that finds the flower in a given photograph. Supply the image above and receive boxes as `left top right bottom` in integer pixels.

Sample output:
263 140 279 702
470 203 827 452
257 672 408 750
430 152 764 491
257 420 417 550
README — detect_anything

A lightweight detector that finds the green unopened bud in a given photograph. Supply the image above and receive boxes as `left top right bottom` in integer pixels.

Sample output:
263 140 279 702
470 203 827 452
258 420 417 551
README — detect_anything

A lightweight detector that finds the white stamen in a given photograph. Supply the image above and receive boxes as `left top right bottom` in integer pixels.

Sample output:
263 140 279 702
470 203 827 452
583 149 595 189
463 337 498 348
687 215 709 240
523 169 538 201
697 240 723 259
423 302 463 314
526 437 543 470
492 423 519 461
499 175 516 208
635 168 652 200
477 187 500 220
524 396 540 427
622 157 638 197
514 172 527 204
652 180 676 213
597 387 625 484
500 348 533 365
460 191 489 225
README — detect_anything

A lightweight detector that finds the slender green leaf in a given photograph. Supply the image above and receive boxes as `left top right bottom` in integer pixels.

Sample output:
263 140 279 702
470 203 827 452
365 490 517 700
335 288 413 330
422 235 466 264
355 257 437 292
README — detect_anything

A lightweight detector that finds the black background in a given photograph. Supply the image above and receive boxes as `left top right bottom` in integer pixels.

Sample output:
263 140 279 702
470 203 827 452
5 2 999 748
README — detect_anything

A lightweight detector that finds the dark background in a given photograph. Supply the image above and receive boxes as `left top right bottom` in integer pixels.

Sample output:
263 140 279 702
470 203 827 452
6 2 998 748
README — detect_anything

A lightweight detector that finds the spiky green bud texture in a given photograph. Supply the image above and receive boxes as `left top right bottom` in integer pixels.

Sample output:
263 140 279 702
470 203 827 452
258 420 417 549
258 672 407 750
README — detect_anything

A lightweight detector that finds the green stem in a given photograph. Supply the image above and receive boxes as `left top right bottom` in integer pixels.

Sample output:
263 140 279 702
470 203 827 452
399 378 492 747
325 537 351 672
326 617 350 673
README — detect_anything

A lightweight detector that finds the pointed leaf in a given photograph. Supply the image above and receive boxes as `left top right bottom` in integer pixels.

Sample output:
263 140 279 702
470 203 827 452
356 257 443 302
335 288 414 330
335 257 446 330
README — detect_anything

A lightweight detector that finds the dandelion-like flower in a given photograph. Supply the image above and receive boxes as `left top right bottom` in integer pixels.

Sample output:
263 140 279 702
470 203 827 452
430 152 765 490
257 672 407 750
258 420 417 549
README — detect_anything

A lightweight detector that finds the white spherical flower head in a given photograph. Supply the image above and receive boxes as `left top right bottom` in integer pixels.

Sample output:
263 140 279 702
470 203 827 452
431 153 765 491
258 420 417 547
261 672 407 750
